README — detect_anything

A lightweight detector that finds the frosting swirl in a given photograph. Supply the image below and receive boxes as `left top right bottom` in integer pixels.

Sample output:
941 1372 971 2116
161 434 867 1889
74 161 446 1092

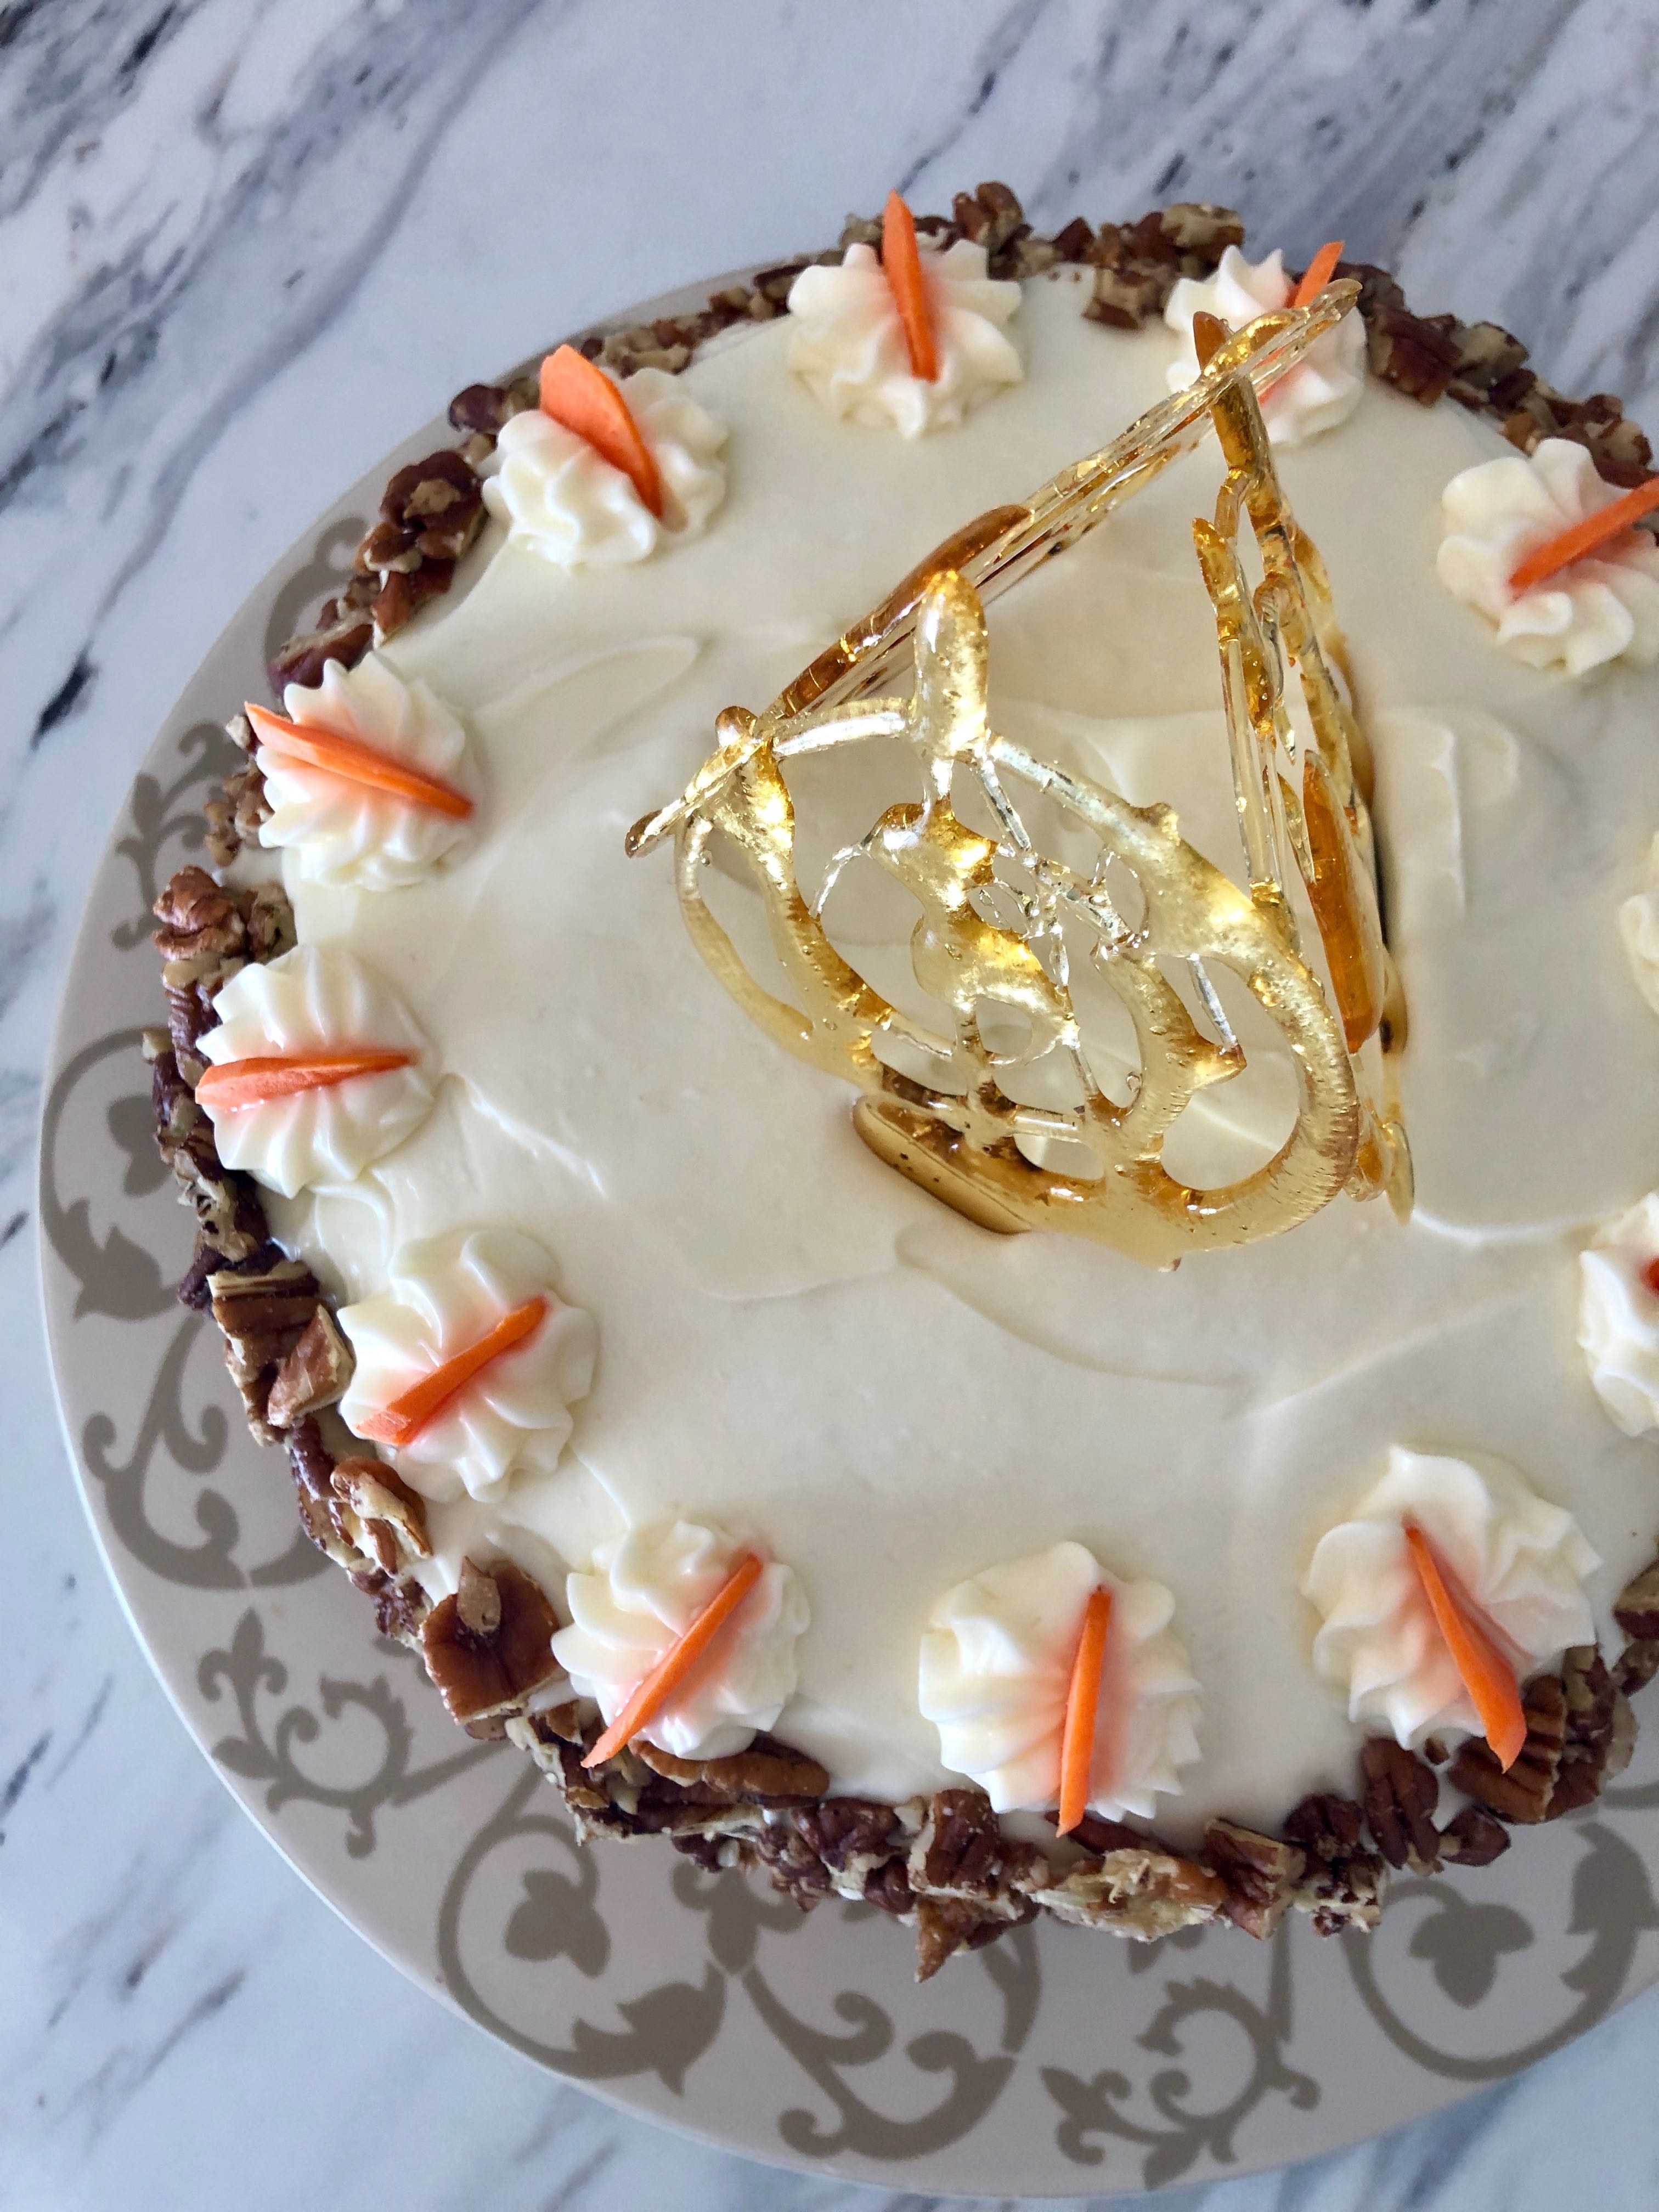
785 239 1022 437
256 653 475 890
1437 438 1659 674
917 1541 1201 1820
1579 1193 1659 1436
1303 1447 1599 1748
1164 245 1364 445
482 368 726 567
552 1520 808 1761
337 1228 596 1500
197 945 432 1197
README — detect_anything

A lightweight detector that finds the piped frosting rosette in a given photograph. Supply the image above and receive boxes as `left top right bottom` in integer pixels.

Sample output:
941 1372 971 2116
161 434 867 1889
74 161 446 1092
552 1520 809 1762
786 238 1022 437
254 652 476 890
337 1227 596 1501
917 1540 1201 1822
196 944 433 1197
1164 245 1364 445
1437 438 1659 674
1579 1193 1659 1436
483 365 727 567
1303 1447 1599 1749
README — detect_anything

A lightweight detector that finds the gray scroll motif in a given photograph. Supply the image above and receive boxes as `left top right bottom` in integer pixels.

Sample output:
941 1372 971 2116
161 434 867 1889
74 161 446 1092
261 516 368 676
1042 1927 1317 2186
112 721 241 947
437 1764 728 2090
1343 1821 1659 2080
41 1028 176 1324
199 1608 498 1858
739 1920 1041 2162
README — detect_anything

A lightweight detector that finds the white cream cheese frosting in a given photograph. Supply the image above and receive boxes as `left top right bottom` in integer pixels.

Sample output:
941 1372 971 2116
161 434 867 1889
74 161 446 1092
264 266 1659 1838
257 653 475 890
198 944 432 1197
1619 833 1659 1018
1164 245 1365 445
785 239 1022 437
918 1541 1200 1821
1303 1447 1599 1748
1437 437 1659 674
1578 1194 1659 1437
552 1521 809 1760
481 365 726 566
337 1227 596 1500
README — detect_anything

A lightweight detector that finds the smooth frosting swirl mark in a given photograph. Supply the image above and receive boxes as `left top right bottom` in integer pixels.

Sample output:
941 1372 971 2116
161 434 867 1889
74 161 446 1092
198 945 433 1197
785 239 1022 437
1579 1193 1659 1436
337 1228 595 1501
482 366 727 567
1164 245 1365 445
917 1541 1201 1820
1303 1447 1599 1748
552 1520 809 1761
1438 438 1659 674
1619 834 1659 1018
256 653 475 889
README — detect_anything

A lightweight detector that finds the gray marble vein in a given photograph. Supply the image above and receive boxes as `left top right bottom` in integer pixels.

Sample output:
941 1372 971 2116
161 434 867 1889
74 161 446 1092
7 1 1659 2205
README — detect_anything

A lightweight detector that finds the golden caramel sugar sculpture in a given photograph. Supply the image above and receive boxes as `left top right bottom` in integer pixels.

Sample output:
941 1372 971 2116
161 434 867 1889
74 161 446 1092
629 283 1412 1265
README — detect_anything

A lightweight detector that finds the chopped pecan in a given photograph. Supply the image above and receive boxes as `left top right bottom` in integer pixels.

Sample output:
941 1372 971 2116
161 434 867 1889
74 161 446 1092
372 558 455 641
448 382 521 437
1438 1804 1511 1868
151 866 245 959
373 449 484 566
1282 1791 1385 1931
242 881 295 963
1361 1738 1441 1872
751 1816 836 1910
203 760 271 870
1084 202 1242 329
630 1734 831 1805
1615 1556 1659 1642
910 1786 1045 1911
269 610 375 694
1204 1819 1306 1939
1030 1843 1226 1939
913 1895 1025 1983
331 1454 430 1572
350 1563 430 1643
1545 1647 1632 1818
1447 1672 1566 1823
951 180 1027 270
266 1307 354 1429
420 1556 560 1722
1444 319 1531 410
1049 215 1095 263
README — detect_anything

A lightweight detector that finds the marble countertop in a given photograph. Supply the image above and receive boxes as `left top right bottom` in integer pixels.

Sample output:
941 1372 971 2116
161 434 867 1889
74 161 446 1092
7 1 1659 2205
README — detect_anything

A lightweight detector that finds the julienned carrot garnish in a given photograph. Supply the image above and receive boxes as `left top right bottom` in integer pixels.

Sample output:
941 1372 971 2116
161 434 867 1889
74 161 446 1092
538 345 664 517
354 1296 548 1451
882 189 940 383
584 1551 765 1769
1056 1584 1114 1836
195 1050 413 1111
245 704 473 820
1291 238 1345 308
1403 1522 1527 1771
1508 474 1659 592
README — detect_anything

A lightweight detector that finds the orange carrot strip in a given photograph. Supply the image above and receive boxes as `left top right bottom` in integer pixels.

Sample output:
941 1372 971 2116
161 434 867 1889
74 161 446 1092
1057 1584 1114 1836
1403 1522 1527 1771
538 345 664 517
195 1050 413 1111
584 1552 766 1768
353 1296 548 1450
882 189 939 383
1291 238 1345 308
245 704 473 820
1508 473 1659 591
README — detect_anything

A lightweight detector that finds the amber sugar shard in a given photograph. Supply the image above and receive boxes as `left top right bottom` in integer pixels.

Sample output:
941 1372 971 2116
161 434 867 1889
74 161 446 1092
629 284 1411 1265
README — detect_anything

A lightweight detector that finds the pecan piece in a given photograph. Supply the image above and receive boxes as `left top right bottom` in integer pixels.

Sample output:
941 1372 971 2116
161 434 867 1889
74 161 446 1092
420 1556 560 1722
331 1454 430 1572
372 558 455 641
1447 1673 1566 1823
913 1895 1023 1983
269 611 375 694
1204 1819 1306 1939
1030 1843 1226 1939
910 1786 1044 1911
266 1307 354 1429
1360 1738 1441 1872
630 1735 831 1805
1438 1804 1511 1867
151 866 245 959
1284 1791 1387 1934
1615 1555 1659 1643
1545 1646 1632 1818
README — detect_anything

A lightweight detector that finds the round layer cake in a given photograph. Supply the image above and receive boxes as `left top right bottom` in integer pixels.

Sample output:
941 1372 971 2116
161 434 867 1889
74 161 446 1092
148 183 1659 1971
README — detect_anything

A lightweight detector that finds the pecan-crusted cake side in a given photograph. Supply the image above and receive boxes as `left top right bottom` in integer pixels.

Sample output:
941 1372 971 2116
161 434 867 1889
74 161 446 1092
150 184 1659 1980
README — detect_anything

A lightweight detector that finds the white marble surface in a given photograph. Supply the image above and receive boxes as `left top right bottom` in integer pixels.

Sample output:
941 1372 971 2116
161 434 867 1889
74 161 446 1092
7 1 1659 2204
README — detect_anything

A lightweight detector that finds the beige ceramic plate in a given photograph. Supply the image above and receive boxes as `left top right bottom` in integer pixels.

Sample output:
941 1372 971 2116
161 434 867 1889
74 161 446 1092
39 273 1659 2198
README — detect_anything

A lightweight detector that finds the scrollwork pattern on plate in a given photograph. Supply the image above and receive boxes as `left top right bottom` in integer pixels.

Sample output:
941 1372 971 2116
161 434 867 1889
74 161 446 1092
112 720 240 947
41 1029 176 1324
1042 1929 1318 2186
199 1607 498 1857
1344 1821 1659 2080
